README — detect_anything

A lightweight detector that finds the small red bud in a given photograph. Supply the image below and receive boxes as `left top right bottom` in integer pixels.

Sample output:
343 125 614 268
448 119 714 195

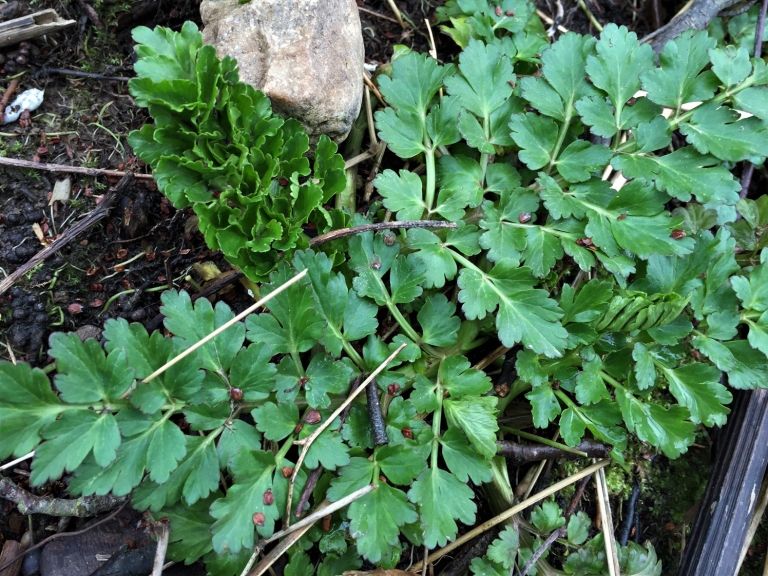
229 388 243 401
617 213 627 220
279 177 289 186
495 5 502 16
518 212 532 223
670 229 686 240
281 466 294 478
387 383 400 395
253 512 265 526
401 427 413 439
505 9 515 16
305 410 322 425
263 490 274 505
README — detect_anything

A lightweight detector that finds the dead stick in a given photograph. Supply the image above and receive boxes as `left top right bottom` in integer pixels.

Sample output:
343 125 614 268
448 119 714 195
0 501 129 573
293 466 324 518
0 173 134 297
310 220 457 247
0 477 128 516
362 73 386 107
0 77 21 124
496 439 611 465
366 379 388 446
0 156 154 179
33 67 130 82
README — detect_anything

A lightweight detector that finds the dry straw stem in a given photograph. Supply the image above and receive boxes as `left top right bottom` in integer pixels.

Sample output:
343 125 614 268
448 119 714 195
120 269 309 399
408 459 610 571
594 464 620 576
384 0 406 28
152 521 170 576
0 451 34 472
243 485 376 576
285 343 408 525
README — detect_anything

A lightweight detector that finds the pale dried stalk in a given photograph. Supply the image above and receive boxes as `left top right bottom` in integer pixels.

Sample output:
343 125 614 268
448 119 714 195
384 0 406 28
285 343 408 524
120 269 308 398
409 459 610 571
594 465 619 576
523 430 560 500
152 521 170 576
536 8 568 33
0 451 34 472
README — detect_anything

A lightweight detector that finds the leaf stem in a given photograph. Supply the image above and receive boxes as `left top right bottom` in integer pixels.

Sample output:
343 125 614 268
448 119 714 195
431 366 445 470
424 147 437 216
545 105 573 175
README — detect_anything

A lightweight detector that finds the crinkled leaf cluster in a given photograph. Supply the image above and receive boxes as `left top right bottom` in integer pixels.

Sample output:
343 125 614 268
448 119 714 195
127 22 346 281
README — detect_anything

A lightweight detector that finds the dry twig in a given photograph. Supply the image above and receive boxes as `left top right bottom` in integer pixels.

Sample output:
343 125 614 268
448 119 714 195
310 221 457 247
0 156 154 179
151 521 170 576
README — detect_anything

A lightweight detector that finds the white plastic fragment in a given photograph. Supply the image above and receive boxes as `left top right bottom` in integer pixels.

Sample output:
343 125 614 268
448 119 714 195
3 88 44 124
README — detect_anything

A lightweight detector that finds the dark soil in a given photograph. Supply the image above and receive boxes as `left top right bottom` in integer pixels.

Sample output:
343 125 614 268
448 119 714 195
0 0 764 575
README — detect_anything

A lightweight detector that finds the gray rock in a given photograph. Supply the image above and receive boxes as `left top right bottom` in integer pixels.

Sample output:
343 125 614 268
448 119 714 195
75 324 102 342
200 0 364 143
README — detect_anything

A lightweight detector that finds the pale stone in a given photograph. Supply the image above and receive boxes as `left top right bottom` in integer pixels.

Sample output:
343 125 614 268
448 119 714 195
201 0 364 143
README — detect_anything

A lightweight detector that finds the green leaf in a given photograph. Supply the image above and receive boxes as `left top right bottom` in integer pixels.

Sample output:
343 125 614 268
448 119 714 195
375 108 426 158
253 402 299 441
457 263 569 357
228 343 276 402
418 294 461 347
163 494 219 564
302 429 350 471
408 467 476 548
217 421 261 471
555 140 613 182
613 147 740 224
560 280 614 324
377 51 453 116
304 354 355 409
161 290 243 374
443 396 498 458
526 384 562 428
486 526 520 570
439 427 493 484
509 113 558 170
531 500 566 532
732 262 768 311
724 340 768 390
245 263 325 357
662 364 732 426
640 30 718 108
444 37 515 120
349 231 400 305
210 449 302 553
0 362 65 459
348 483 417 563
632 342 657 390
328 458 374 501
575 355 609 405
568 512 591 545
32 411 121 485
710 45 752 87
390 254 426 304
679 102 768 162
441 355 492 397
374 169 426 221
48 333 134 403
585 24 654 126
377 444 426 485
407 225 482 289
540 32 596 112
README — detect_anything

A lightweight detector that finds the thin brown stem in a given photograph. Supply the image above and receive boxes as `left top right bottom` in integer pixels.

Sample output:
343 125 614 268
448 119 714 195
310 221 457 247
0 156 154 179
